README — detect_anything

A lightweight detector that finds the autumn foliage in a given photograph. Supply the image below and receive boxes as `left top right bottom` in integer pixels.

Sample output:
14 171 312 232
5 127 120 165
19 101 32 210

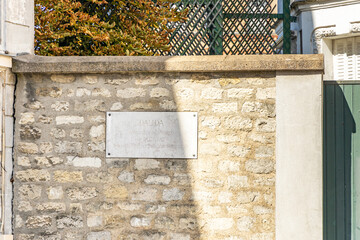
35 0 187 56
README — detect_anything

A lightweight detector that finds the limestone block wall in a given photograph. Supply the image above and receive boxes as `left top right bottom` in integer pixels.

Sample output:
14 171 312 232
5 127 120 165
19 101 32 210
13 71 275 240
11 55 324 240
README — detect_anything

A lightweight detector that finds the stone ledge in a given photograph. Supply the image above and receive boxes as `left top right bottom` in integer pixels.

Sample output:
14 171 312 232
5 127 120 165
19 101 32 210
12 54 323 74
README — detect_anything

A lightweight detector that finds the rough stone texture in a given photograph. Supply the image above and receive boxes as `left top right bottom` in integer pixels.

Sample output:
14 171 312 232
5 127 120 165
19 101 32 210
14 70 276 239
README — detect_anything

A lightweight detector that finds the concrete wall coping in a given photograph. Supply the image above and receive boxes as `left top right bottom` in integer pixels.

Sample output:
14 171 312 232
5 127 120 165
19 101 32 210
12 54 324 74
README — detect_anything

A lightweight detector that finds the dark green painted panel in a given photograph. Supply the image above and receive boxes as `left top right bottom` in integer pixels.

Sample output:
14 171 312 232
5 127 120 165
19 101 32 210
325 84 336 240
351 85 360 239
324 84 355 240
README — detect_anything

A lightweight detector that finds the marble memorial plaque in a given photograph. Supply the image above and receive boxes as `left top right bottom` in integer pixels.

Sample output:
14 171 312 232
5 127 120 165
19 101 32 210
106 112 198 158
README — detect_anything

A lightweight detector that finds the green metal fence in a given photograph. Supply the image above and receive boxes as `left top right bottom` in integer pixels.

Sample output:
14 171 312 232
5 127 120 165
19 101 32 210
162 0 293 55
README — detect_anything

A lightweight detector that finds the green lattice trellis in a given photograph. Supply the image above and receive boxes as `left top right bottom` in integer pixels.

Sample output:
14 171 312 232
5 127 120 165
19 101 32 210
160 0 292 55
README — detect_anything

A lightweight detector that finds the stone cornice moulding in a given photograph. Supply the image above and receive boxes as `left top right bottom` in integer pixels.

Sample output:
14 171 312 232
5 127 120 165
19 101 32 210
12 55 324 74
293 0 360 12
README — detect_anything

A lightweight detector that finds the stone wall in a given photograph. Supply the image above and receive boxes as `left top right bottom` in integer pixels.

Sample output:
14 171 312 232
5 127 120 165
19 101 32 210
11 55 324 240
14 70 276 240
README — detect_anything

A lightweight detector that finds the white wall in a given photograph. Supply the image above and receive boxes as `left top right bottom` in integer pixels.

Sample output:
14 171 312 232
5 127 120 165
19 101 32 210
294 1 360 54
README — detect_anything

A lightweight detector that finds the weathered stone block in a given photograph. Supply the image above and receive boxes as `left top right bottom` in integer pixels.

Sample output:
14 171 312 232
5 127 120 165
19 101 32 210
218 191 233 203
19 112 35 125
117 202 142 211
19 184 42 200
144 175 171 185
227 88 254 99
132 187 158 202
36 202 66 212
134 159 160 170
87 231 111 240
36 87 62 97
163 188 185 201
237 216 254 231
228 145 250 157
130 216 151 227
117 171 134 183
169 233 190 240
179 218 197 230
26 215 52 228
201 116 220 129
18 201 33 212
201 88 223 99
104 186 128 199
245 159 274 174
92 88 111 97
255 146 274 158
56 116 84 125
54 171 83 183
18 142 38 154
228 175 248 189
76 88 91 97
51 101 69 111
212 102 238 113
66 156 101 168
155 216 174 228
39 142 53 154
175 88 194 99
89 125 105 140
110 102 123 111
87 172 113 183
237 192 260 204
255 118 276 132
16 169 50 182
208 218 234 230
87 215 103 227
191 191 213 202
17 156 31 167
116 88 146 98
47 186 64 200
38 115 53 124
70 129 83 139
50 128 66 139
218 161 240 172
66 187 97 201
50 74 75 83
256 87 276 99
24 101 44 110
253 206 272 215
224 117 252 130
81 75 98 84
150 87 170 98
159 100 176 110
145 204 166 213
56 216 83 228
35 156 63 167
166 160 187 171
54 141 82 154
129 102 153 110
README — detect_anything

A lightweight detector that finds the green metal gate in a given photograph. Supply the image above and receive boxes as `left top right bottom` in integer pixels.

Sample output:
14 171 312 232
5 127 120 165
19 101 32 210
161 0 293 55
324 83 360 240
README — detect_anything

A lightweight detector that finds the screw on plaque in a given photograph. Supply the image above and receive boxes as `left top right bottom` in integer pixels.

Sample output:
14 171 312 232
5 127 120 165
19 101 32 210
193 114 196 117
108 113 111 117
108 153 111 156
193 154 196 157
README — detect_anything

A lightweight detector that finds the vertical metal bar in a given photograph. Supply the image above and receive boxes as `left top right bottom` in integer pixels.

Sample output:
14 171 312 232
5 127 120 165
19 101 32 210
283 0 291 54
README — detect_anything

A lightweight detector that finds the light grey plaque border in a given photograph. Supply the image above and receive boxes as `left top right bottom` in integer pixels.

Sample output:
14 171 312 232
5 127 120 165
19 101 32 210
106 112 198 159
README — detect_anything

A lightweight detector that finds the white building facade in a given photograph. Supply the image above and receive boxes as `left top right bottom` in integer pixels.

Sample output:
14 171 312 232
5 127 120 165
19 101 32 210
287 0 360 80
